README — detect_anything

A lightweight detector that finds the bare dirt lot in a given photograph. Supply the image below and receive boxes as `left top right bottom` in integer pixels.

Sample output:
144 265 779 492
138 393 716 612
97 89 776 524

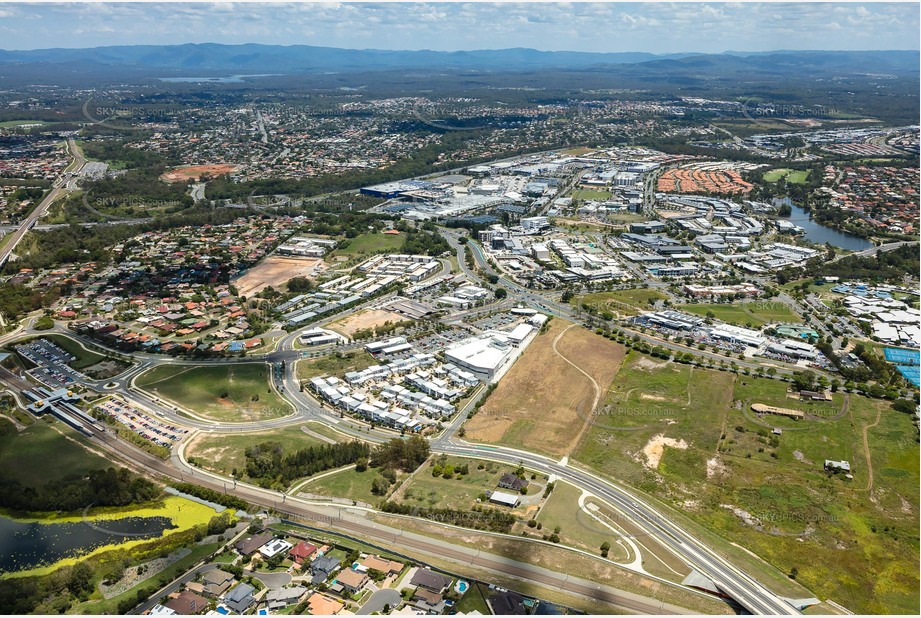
160 164 241 183
465 319 626 457
327 309 408 337
233 256 324 297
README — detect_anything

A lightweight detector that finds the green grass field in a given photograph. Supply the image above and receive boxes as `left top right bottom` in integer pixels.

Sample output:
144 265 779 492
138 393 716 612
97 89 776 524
571 189 612 201
329 233 403 258
680 301 802 326
535 481 624 559
185 425 327 480
574 289 669 316
295 466 383 505
573 352 919 614
0 421 110 489
296 351 375 382
763 168 810 184
136 363 291 422
399 457 518 511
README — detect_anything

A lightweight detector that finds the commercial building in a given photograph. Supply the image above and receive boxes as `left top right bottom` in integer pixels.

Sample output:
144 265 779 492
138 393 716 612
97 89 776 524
444 333 517 380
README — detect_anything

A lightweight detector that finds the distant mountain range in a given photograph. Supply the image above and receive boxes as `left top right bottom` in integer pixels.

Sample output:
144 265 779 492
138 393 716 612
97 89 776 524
0 43 916 76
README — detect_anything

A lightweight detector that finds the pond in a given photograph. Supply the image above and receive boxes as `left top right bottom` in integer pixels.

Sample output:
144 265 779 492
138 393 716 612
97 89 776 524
0 514 175 574
774 198 873 252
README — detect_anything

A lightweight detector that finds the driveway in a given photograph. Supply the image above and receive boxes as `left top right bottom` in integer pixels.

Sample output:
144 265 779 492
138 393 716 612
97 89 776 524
358 588 402 615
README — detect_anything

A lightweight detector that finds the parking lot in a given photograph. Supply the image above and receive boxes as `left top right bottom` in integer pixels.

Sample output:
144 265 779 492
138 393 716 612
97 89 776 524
406 327 471 355
470 312 520 331
95 397 188 448
14 338 85 389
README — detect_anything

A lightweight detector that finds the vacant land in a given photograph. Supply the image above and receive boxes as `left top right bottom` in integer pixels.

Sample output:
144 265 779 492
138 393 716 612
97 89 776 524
0 420 110 489
573 289 668 317
184 425 327 480
398 457 520 511
681 302 802 326
233 256 324 297
532 481 626 560
136 363 291 422
327 309 408 337
328 233 403 258
574 354 919 614
160 164 240 183
465 319 626 458
296 466 383 506
296 351 376 382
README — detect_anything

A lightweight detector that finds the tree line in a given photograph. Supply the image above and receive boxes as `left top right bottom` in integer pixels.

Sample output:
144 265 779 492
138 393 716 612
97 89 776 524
0 467 159 512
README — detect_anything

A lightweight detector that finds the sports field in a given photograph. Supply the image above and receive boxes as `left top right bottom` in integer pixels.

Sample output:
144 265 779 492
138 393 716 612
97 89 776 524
680 301 801 326
464 319 626 457
136 363 291 422
763 168 810 184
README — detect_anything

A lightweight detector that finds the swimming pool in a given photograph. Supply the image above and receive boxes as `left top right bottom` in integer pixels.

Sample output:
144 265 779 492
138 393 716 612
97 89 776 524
455 580 469 594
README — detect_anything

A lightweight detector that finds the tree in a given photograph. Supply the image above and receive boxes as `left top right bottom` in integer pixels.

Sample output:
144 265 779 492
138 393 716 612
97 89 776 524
600 541 611 557
494 287 508 300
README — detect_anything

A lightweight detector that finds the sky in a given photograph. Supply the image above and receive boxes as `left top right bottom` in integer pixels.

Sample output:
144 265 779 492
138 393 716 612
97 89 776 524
0 1 918 54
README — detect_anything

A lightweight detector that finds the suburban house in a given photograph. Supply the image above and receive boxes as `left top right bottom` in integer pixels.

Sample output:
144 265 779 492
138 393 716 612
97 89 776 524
335 569 368 595
289 541 318 565
200 569 234 598
488 590 528 615
310 555 342 585
306 593 344 615
234 532 274 556
359 555 405 577
409 568 453 593
163 590 210 615
224 583 256 614
411 587 446 613
265 586 308 611
258 538 293 559
150 604 177 615
497 472 529 492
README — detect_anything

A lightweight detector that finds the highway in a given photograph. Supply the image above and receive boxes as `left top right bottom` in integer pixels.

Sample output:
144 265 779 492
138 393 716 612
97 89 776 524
0 138 85 267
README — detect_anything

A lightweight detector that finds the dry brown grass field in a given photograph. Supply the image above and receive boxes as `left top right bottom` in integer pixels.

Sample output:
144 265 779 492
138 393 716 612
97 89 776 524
465 319 626 457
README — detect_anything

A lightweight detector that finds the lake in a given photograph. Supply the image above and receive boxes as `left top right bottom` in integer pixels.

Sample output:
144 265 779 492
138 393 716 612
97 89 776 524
0 514 175 574
158 74 279 83
774 198 873 252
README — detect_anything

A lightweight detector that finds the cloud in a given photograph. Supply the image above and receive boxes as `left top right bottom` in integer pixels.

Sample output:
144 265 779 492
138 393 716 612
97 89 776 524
0 2 917 53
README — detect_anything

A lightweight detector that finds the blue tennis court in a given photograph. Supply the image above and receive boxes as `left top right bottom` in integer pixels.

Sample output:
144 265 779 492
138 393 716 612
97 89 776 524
884 348 920 366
